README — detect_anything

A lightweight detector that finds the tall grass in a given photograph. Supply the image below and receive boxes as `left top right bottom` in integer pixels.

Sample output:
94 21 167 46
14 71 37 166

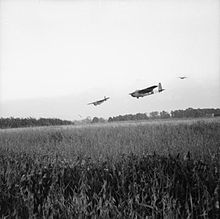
0 118 219 218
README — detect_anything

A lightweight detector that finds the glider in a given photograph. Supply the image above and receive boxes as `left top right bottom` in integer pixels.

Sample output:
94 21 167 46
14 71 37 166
88 96 110 106
130 83 165 99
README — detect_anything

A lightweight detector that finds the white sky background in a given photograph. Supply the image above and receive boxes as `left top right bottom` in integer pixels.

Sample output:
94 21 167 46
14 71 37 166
0 0 220 120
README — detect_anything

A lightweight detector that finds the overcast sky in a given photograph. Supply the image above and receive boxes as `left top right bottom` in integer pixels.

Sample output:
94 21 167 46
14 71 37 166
0 0 219 120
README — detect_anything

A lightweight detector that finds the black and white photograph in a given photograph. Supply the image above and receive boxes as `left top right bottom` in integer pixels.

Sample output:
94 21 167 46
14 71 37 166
0 0 220 218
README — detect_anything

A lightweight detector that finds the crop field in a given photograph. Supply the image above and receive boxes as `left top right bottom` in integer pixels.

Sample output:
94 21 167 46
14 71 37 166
0 118 220 218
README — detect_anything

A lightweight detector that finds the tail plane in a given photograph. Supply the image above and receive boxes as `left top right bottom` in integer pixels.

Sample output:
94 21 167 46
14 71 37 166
158 83 165 92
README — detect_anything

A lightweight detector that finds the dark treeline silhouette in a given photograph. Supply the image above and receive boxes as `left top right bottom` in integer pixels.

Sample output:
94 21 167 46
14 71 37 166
91 117 106 123
0 117 74 129
171 108 220 118
108 113 149 122
1 108 220 127
108 108 220 122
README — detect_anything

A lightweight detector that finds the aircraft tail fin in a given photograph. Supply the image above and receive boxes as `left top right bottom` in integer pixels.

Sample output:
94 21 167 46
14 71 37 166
158 83 165 92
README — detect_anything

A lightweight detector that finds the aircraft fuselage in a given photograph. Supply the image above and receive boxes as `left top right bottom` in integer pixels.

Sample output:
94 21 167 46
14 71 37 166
93 101 103 106
130 90 154 98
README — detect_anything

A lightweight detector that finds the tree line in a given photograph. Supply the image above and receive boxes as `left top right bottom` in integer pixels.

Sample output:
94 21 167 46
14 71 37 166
170 108 220 118
1 108 219 128
0 117 73 129
107 108 220 123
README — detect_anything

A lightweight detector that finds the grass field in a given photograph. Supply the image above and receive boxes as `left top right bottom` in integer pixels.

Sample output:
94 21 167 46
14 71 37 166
0 118 220 218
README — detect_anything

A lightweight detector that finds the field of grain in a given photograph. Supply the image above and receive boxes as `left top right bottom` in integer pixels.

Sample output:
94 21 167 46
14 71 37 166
0 118 220 218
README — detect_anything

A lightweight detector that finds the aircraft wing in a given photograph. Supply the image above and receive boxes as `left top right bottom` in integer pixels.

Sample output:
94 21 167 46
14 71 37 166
88 102 96 105
95 100 103 105
88 97 109 105
138 85 157 94
88 100 103 105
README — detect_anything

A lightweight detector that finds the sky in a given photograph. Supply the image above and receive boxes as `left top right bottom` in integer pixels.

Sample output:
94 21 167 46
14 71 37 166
0 0 219 120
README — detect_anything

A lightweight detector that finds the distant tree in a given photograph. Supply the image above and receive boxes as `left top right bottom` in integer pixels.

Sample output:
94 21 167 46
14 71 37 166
98 118 106 123
170 108 220 118
135 113 148 120
160 111 170 119
108 113 149 122
171 110 184 118
108 117 113 122
149 111 159 119
0 117 73 129
92 117 99 123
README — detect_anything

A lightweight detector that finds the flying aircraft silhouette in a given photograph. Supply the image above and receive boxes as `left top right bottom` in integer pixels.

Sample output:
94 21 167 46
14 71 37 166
88 96 110 106
130 83 165 98
178 76 187 79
